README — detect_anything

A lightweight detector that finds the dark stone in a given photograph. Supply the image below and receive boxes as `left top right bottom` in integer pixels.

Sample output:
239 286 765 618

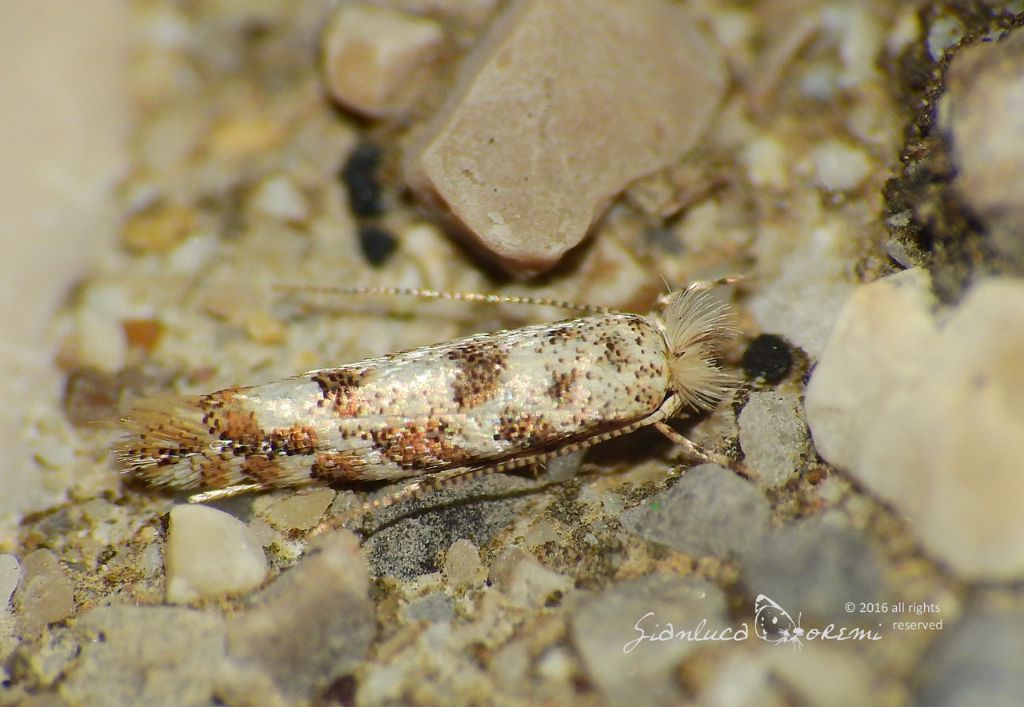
341 142 384 218
741 334 793 384
358 225 398 267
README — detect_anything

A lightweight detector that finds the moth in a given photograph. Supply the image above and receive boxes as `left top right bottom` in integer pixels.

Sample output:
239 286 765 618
117 278 748 522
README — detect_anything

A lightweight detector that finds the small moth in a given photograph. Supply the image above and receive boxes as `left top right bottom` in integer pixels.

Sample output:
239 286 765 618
117 278 748 519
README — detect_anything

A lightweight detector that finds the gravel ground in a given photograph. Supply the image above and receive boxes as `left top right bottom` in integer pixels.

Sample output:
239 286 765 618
3 2 1024 706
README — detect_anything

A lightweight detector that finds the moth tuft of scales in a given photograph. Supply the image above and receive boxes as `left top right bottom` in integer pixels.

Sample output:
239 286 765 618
115 278 749 518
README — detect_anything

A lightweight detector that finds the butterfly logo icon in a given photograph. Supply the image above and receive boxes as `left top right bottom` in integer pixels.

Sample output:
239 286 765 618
754 594 804 650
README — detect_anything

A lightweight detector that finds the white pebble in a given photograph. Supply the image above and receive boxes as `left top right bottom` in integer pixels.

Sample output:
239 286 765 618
536 647 574 682
810 140 872 192
250 175 309 224
166 232 218 274
806 270 1024 579
443 539 485 588
503 555 573 609
261 488 336 532
165 505 268 603
74 307 127 373
927 15 965 61
942 28 1024 263
742 136 789 190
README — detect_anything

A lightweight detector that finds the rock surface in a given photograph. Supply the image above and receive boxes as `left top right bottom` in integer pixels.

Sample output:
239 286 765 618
0 554 19 616
443 538 486 588
226 531 375 703
620 464 773 558
942 27 1024 270
259 488 336 532
912 606 1024 707
806 269 1024 579
738 391 809 487
573 574 729 706
12 549 74 639
739 519 885 622
494 553 573 609
63 606 236 707
9 3 1020 706
404 0 726 274
322 3 443 118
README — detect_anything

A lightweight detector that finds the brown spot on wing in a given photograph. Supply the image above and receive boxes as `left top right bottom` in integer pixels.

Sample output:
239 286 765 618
448 340 507 409
199 455 234 488
494 409 559 449
547 370 581 407
598 330 635 371
199 396 319 469
545 322 578 345
241 455 286 483
372 418 471 470
311 368 368 416
197 389 241 410
266 425 319 456
196 393 267 451
221 409 265 442
312 450 369 481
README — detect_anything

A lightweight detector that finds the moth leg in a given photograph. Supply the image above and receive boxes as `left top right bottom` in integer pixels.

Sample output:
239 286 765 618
524 462 546 479
637 392 757 482
312 445 595 537
652 421 757 482
310 465 487 537
188 483 276 504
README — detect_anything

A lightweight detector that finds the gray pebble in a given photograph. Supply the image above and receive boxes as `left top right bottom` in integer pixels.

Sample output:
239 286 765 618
620 464 772 558
913 607 1024 707
227 531 375 704
64 606 230 707
362 475 526 579
540 449 586 483
573 573 730 706
739 519 885 623
738 391 809 487
401 592 455 624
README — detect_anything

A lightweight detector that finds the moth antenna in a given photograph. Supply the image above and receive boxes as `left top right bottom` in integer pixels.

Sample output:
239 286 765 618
274 284 613 315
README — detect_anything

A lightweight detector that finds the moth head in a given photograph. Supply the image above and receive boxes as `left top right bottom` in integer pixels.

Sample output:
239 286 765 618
660 285 737 411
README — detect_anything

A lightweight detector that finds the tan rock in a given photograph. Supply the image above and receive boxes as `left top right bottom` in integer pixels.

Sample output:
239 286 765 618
387 0 498 28
404 0 727 275
443 538 485 588
13 549 75 638
120 202 196 253
322 3 443 118
806 270 1024 579
261 488 336 532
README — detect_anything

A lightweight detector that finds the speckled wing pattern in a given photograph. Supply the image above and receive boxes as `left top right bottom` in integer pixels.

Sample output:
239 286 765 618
118 312 674 491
